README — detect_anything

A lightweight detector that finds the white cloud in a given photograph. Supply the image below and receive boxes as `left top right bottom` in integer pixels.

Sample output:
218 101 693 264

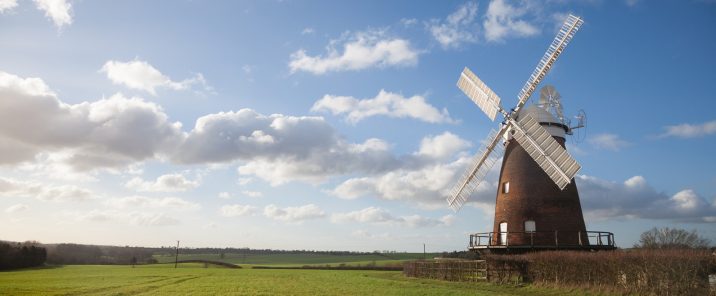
105 196 200 210
483 0 539 42
5 203 28 213
400 18 418 27
129 212 179 226
351 230 393 239
301 27 315 35
659 120 716 138
125 173 199 192
311 89 455 124
220 204 257 217
416 132 471 160
331 206 454 228
263 204 325 222
75 209 119 222
577 175 716 223
328 132 495 209
0 0 18 13
73 209 180 226
0 177 96 202
242 190 262 198
34 0 72 28
101 60 211 96
626 0 640 7
174 109 400 185
218 192 231 199
427 1 479 48
0 70 184 170
588 133 630 151
289 30 419 74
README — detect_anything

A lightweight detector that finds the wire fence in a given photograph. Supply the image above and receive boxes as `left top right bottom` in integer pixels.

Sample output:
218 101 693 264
403 260 487 282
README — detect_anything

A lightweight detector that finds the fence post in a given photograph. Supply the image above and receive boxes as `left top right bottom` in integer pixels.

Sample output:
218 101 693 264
578 231 582 246
555 230 559 249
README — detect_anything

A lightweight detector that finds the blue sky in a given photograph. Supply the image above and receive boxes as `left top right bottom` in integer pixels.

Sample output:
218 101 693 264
0 0 714 251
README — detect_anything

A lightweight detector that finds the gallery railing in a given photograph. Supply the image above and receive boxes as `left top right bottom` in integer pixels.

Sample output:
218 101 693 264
469 230 615 249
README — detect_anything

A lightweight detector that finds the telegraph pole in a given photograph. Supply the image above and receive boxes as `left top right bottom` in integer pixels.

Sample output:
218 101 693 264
174 240 180 268
423 243 426 260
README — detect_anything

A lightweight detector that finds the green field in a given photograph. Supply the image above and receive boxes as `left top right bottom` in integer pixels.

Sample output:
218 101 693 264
0 264 601 295
154 252 439 267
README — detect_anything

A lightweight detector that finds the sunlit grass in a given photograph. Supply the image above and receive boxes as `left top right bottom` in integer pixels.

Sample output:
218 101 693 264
0 264 606 295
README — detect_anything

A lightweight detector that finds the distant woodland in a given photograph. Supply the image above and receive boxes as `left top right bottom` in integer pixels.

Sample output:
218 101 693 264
0 240 420 270
0 242 46 270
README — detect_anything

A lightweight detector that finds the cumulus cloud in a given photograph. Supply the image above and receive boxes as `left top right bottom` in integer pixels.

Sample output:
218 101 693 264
301 27 315 35
0 0 18 13
330 157 495 209
577 175 716 223
483 0 539 42
330 132 498 209
416 132 471 160
311 90 455 124
125 173 199 192
0 70 184 170
659 120 716 138
588 133 630 151
5 203 28 213
0 177 95 202
331 207 455 228
34 0 72 28
174 109 400 185
218 192 231 199
105 196 199 210
263 204 325 222
101 60 211 96
289 30 419 74
220 204 257 217
328 132 495 209
427 1 480 48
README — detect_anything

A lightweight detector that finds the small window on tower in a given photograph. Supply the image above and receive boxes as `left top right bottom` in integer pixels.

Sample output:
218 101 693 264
525 220 536 233
502 182 510 194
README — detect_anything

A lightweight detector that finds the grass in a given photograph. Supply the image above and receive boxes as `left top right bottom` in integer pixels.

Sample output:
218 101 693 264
0 264 604 295
154 252 438 267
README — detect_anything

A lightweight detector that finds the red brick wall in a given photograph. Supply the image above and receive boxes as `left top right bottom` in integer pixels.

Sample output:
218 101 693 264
491 136 587 246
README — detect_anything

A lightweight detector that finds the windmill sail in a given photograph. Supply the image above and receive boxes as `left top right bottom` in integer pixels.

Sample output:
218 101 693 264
514 14 583 111
447 128 506 212
457 67 502 121
510 113 580 190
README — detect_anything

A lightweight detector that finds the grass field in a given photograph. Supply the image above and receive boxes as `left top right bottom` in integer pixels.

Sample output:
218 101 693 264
154 252 439 267
0 264 602 295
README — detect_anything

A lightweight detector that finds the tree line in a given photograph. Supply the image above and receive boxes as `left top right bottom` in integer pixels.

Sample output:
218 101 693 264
0 242 47 270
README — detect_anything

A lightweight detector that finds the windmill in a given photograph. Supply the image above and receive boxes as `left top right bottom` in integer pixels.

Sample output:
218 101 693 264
447 15 614 252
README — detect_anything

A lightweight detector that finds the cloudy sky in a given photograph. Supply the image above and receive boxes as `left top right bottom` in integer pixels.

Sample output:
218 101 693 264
1 0 715 251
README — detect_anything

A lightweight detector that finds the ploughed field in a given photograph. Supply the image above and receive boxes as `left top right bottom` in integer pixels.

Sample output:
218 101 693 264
0 263 600 295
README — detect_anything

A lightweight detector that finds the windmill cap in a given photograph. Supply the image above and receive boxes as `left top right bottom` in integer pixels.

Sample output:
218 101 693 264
518 105 567 138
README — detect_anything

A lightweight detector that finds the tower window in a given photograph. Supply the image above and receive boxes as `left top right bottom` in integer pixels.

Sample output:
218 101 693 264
502 182 510 194
525 220 536 233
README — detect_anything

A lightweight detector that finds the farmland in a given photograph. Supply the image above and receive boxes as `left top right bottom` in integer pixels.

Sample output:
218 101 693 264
0 263 601 296
153 252 439 267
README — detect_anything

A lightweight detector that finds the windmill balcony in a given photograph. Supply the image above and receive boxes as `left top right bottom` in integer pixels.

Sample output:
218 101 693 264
469 230 616 253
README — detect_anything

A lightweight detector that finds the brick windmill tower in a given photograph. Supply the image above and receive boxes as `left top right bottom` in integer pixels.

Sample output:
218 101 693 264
446 15 614 253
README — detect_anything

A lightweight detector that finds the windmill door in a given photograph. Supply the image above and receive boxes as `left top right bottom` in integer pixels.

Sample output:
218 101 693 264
499 222 507 245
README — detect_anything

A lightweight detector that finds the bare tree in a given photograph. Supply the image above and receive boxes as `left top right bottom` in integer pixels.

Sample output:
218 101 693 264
634 227 710 249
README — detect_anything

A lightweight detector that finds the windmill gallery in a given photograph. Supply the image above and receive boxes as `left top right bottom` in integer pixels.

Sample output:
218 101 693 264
447 14 615 254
